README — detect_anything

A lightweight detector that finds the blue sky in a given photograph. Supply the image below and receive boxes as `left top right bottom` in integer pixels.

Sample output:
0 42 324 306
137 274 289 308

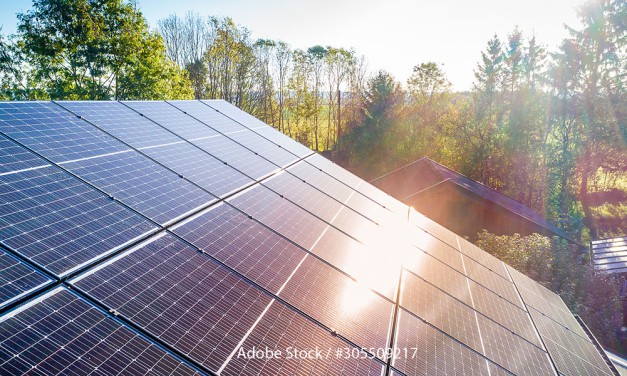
0 0 582 91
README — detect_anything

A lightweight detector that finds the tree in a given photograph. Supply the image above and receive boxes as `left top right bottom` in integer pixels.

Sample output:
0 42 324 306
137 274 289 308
16 0 192 100
158 12 210 98
407 62 451 101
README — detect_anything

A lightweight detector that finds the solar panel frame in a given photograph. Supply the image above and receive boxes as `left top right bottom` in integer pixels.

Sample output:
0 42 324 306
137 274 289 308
278 256 395 354
221 301 386 376
0 287 201 375
70 232 273 373
0 247 53 309
202 99 314 158
0 101 128 164
0 165 157 277
171 203 307 294
61 150 215 226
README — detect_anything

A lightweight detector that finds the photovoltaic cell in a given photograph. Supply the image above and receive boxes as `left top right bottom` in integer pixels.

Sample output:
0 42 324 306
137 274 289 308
0 248 52 308
141 142 252 197
229 185 329 251
71 233 272 373
0 165 155 276
507 266 589 339
411 231 465 273
63 151 214 225
457 237 510 280
168 101 298 167
171 203 306 294
287 161 355 203
310 226 399 300
401 272 553 375
475 310 555 375
0 102 127 163
168 100 255 135
221 301 385 376
123 100 221 140
401 271 483 352
203 99 313 157
462 255 522 308
58 101 182 148
404 253 541 347
262 171 379 243
224 130 299 167
0 288 200 375
0 136 47 174
529 307 613 376
279 256 394 353
393 309 512 376
192 136 279 180
411 213 459 251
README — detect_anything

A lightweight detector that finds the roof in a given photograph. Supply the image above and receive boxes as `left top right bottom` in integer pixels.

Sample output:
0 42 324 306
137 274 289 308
0 100 617 375
371 157 576 243
591 237 627 275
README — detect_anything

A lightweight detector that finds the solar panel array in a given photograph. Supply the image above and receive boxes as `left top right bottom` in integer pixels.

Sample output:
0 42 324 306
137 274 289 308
0 100 616 376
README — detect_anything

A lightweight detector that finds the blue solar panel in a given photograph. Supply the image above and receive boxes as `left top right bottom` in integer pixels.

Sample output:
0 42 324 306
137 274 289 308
401 271 554 375
0 135 48 174
62 150 215 225
0 165 156 276
228 185 329 250
0 102 127 163
58 101 183 148
393 309 513 376
0 287 200 375
0 247 52 309
261 171 379 243
172 203 306 294
203 100 314 158
71 233 272 373
528 307 613 376
221 301 386 376
142 142 253 197
168 101 299 167
278 256 395 353
190 135 279 180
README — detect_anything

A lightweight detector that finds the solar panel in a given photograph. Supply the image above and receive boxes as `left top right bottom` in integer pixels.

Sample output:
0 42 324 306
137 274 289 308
0 100 616 376
529 307 613 376
0 287 200 375
228 185 329 251
507 265 590 339
393 309 512 376
0 247 52 309
0 165 155 276
70 233 272 373
62 150 215 225
0 102 127 163
278 256 395 352
0 135 47 174
168 101 299 167
58 101 183 148
202 99 314 158
191 135 279 180
221 301 386 376
171 203 306 294
261 171 379 243
123 100 222 140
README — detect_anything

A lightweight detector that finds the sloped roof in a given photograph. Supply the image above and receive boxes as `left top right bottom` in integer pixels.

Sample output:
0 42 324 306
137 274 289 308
0 100 616 375
372 157 576 243
591 237 627 274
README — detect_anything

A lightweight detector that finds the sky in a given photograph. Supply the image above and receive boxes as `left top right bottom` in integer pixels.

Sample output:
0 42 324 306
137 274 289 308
0 0 583 91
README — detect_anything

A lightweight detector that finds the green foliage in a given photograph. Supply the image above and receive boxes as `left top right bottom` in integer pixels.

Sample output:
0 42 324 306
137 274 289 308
11 0 192 100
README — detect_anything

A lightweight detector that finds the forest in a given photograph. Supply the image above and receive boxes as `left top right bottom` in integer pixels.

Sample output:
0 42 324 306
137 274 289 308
0 0 625 353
